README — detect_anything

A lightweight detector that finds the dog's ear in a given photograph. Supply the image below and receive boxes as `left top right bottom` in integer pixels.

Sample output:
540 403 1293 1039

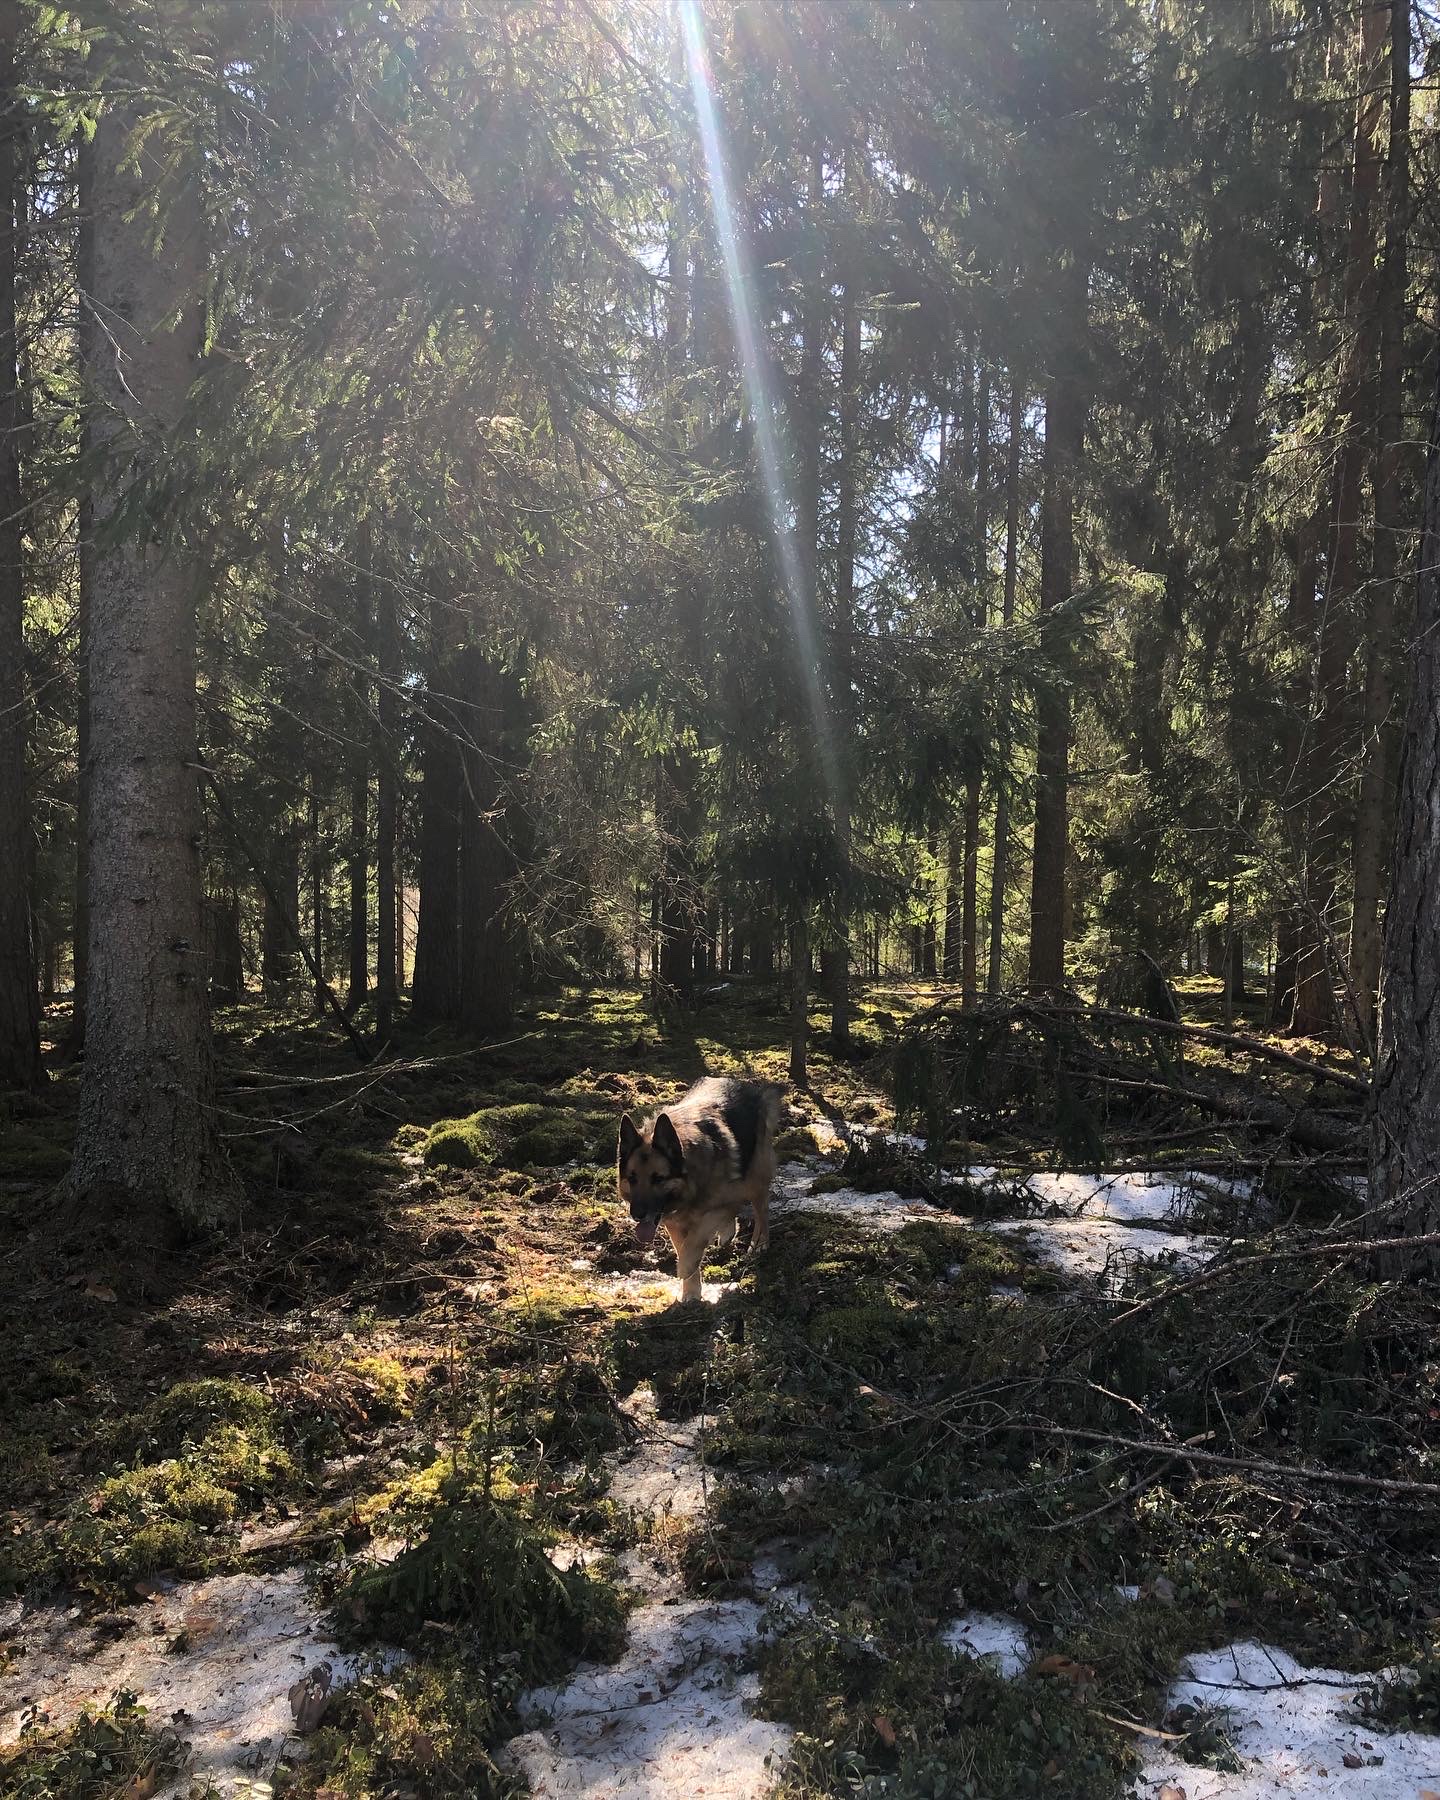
618 1114 641 1167
652 1112 685 1169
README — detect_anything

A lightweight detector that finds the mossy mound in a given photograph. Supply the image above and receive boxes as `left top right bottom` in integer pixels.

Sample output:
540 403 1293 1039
422 1101 616 1171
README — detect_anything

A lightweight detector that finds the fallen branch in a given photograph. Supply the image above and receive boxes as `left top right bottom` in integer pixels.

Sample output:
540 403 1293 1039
1033 1003 1369 1095
1023 1423 1440 1499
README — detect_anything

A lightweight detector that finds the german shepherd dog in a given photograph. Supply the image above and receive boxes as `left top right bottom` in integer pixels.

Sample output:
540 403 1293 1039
618 1077 785 1302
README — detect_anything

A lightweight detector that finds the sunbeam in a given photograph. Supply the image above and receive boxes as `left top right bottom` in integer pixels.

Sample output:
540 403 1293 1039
677 0 842 818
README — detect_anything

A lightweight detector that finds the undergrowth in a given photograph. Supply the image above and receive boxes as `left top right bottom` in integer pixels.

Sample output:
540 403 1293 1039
0 1692 184 1800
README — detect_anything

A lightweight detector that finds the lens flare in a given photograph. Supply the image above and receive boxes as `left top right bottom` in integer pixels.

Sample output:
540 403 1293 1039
678 0 841 814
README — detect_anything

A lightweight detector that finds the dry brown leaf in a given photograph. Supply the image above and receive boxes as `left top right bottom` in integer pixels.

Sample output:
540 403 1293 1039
118 1768 159 1800
1032 1654 1096 1688
410 1730 438 1768
1157 1786 1187 1800
288 1662 334 1734
873 1714 896 1748
84 1279 117 1302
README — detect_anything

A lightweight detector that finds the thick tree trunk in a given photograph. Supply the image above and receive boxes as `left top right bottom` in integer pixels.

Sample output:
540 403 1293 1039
205 891 243 1005
411 659 462 1024
1205 922 1225 979
457 650 529 1036
308 691 324 1013
68 138 95 1055
0 4 38 1088
1029 268 1086 991
1350 0 1410 1048
1370 354 1440 1271
67 78 232 1229
987 377 1023 998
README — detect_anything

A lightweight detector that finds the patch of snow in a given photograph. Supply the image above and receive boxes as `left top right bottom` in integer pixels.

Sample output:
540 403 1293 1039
773 1164 952 1234
597 1271 734 1307
1115 1583 1143 1603
1138 1641 1440 1798
0 1571 392 1797
940 1612 1031 1680
991 1217 1219 1283
607 1411 713 1518
507 1594 792 1799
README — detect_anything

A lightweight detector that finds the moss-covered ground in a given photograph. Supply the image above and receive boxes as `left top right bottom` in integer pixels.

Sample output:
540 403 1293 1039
1 975 1435 1798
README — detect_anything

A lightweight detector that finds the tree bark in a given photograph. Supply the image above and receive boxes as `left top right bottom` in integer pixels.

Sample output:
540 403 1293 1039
67 136 95 1055
1349 0 1410 1047
0 0 38 1088
1295 2 1387 1041
788 911 808 1086
261 827 301 1001
345 582 369 1010
1029 265 1086 992
457 649 528 1036
988 376 1023 997
374 559 398 1042
829 151 860 1054
67 72 233 1228
1370 352 1440 1271
411 652 462 1024
942 823 962 982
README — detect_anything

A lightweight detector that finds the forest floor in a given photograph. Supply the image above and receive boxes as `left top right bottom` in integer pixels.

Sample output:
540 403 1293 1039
1 980 1438 1799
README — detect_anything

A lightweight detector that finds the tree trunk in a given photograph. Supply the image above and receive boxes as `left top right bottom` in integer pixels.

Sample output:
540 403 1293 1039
345 622 369 1011
411 657 461 1024
829 159 860 1056
988 376 1023 997
67 74 233 1229
374 562 398 1043
68 137 95 1056
457 650 528 1036
262 828 301 1001
1370 352 1440 1272
942 823 962 981
1205 922 1225 978
1029 267 1086 992
0 3 37 1088
1349 0 1410 1048
1296 2 1387 1041
206 891 243 1006
961 775 980 1006
788 912 808 1086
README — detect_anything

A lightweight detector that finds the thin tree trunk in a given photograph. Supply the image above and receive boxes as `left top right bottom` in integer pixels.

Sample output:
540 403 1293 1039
346 582 369 1010
1029 265 1086 992
308 651 325 1013
262 828 301 1001
1350 0 1410 1048
374 559 397 1043
67 69 233 1229
829 151 860 1054
988 377 1023 997
68 138 95 1055
1370 352 1440 1273
788 911 808 1086
961 776 980 1005
1295 2 1387 1041
0 2 37 1088
942 824 962 981
412 629 462 1022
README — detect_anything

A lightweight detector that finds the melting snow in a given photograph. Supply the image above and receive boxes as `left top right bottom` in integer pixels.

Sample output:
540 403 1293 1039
0 1570 382 1797
1139 1641 1440 1798
941 1612 1031 1679
990 1217 1219 1282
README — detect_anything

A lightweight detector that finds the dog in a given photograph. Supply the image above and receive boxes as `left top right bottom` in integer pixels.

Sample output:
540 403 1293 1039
617 1076 784 1302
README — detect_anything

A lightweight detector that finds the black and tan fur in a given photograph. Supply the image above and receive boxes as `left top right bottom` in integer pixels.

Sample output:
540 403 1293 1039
618 1076 784 1302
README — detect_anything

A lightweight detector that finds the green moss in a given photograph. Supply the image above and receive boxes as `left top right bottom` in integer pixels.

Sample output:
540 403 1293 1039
0 1692 185 1800
774 1125 821 1161
124 1377 279 1457
392 1122 428 1152
422 1115 498 1170
57 1460 236 1582
294 1659 514 1799
346 1354 413 1419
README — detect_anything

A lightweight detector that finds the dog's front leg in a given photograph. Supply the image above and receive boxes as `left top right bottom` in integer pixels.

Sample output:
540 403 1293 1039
748 1187 770 1253
665 1219 706 1303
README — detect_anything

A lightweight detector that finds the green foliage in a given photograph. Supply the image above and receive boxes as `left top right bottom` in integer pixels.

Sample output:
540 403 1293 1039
340 1486 624 1670
0 1694 184 1800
